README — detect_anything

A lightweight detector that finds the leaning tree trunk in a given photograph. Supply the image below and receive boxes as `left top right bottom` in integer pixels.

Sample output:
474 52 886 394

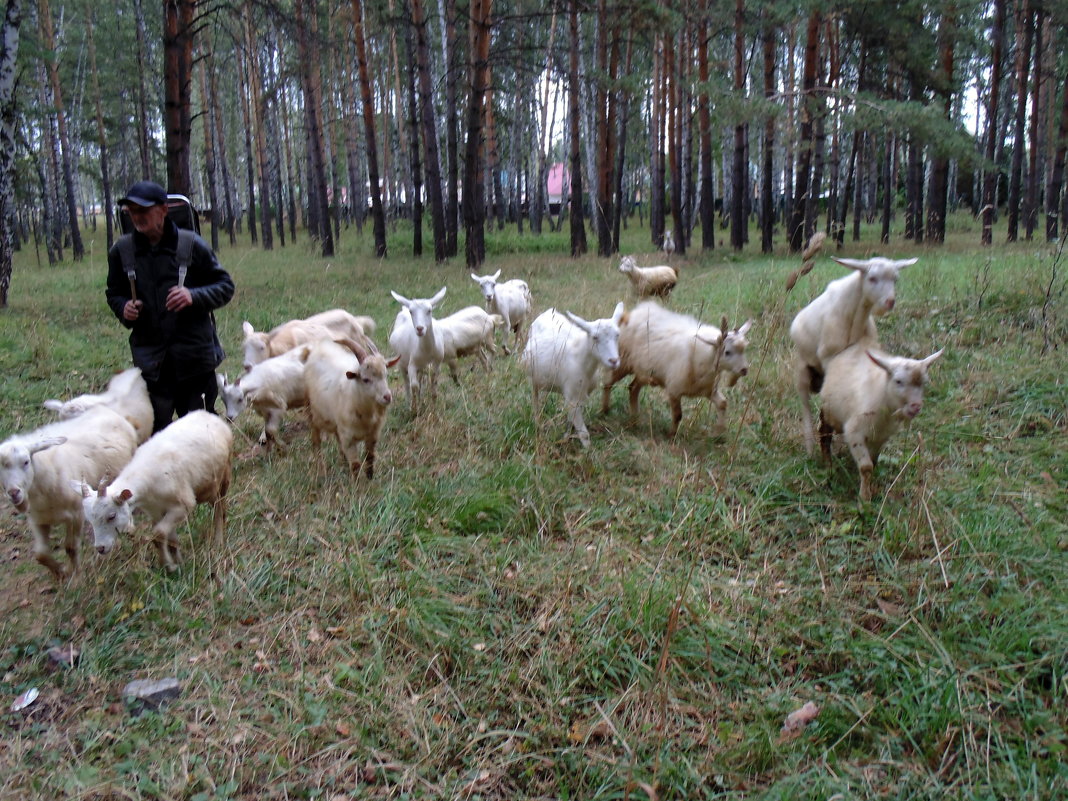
351 0 387 257
982 0 1007 246
164 0 195 194
566 0 586 257
0 0 21 308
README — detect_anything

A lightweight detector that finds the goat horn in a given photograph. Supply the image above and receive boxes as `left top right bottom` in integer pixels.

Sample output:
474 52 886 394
97 477 108 497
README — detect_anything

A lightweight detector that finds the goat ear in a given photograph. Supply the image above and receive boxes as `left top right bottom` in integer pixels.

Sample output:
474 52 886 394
736 319 754 337
611 301 625 324
390 290 410 306
116 488 133 504
42 399 64 412
866 350 895 375
216 373 227 392
894 258 919 269
429 286 447 306
492 269 501 280
832 257 870 273
470 272 480 282
921 348 944 368
386 355 402 369
242 321 255 337
563 311 590 332
29 436 66 455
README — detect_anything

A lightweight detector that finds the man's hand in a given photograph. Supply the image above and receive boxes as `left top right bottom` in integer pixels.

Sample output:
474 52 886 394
165 286 193 312
123 299 143 321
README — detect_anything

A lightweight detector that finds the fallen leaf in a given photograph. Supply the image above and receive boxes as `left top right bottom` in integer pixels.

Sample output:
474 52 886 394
568 718 612 744
336 722 351 737
876 599 903 617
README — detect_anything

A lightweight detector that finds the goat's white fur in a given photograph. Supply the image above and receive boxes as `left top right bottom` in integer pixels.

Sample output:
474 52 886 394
818 343 942 500
43 367 153 444
470 270 533 353
790 256 916 454
618 255 678 299
77 410 233 572
302 338 395 479
242 309 376 371
603 301 753 436
388 287 447 414
216 344 313 448
1 406 138 580
436 306 504 381
521 302 625 448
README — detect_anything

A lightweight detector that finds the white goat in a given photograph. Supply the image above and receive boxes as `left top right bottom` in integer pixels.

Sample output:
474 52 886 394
1 406 138 580
618 255 678 299
818 344 943 500
77 410 233 572
43 367 153 444
603 301 753 436
388 287 447 414
216 344 313 448
662 230 676 255
790 256 917 454
303 337 396 479
470 270 533 353
521 302 625 447
242 309 377 371
436 306 504 381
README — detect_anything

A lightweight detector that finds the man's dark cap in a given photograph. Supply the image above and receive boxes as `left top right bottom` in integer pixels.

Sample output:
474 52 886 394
118 181 167 208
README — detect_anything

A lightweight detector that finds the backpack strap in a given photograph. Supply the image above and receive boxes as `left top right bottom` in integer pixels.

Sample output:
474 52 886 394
117 234 137 301
175 229 195 289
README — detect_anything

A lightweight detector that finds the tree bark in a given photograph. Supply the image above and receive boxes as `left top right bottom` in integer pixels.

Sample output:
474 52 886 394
1045 67 1068 242
566 0 586 257
0 0 21 308
86 15 115 251
730 0 745 251
412 0 446 260
1006 0 1033 242
982 0 1007 246
760 25 774 254
296 0 333 256
926 6 956 244
352 0 387 257
163 0 195 194
788 12 820 252
463 0 492 267
245 1 272 250
403 1 424 257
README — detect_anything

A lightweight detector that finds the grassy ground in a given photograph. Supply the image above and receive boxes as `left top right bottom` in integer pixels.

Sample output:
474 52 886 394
0 215 1065 800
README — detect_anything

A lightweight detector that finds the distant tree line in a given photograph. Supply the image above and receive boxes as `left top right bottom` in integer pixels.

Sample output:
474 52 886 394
1 0 1067 307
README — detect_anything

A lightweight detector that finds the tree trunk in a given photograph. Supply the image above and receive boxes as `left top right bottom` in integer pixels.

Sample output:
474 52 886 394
1045 67 1068 242
237 39 258 244
1024 7 1045 241
788 12 820 252
567 0 586 257
0 0 21 308
133 0 152 179
296 0 333 256
196 55 220 252
412 0 446 260
730 0 745 251
404 1 424 257
926 6 956 244
649 37 663 249
86 15 115 251
612 35 632 252
1006 0 1033 242
39 0 83 260
245 1 272 250
352 0 387 257
982 0 1007 246
164 0 195 194
207 51 237 246
442 0 459 256
463 0 492 267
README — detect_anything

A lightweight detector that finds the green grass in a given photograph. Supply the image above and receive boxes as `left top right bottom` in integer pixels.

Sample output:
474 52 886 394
0 214 1065 800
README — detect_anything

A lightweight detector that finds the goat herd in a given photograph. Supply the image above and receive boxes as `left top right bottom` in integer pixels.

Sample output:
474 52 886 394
1 254 941 584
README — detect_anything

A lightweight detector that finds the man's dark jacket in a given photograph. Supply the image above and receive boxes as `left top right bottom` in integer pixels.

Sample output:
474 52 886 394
106 217 235 382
